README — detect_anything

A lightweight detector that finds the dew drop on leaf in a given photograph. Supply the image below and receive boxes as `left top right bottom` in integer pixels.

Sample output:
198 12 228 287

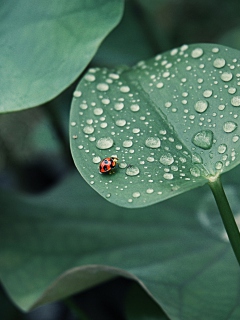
218 144 227 154
213 58 226 68
192 130 213 150
223 121 238 133
159 153 174 165
125 166 140 176
221 72 233 82
96 137 114 149
145 137 161 148
231 96 240 107
194 100 208 113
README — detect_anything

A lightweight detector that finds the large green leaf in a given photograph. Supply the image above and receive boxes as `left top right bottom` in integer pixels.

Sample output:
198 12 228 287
1 169 240 319
0 0 123 113
70 43 240 208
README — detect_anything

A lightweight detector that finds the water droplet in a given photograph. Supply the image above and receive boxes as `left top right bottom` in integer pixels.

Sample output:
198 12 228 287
147 156 155 162
191 48 203 58
228 87 236 94
192 130 213 150
132 192 141 198
116 119 126 127
163 173 174 180
190 167 201 177
215 161 223 170
130 104 140 112
94 108 103 115
218 104 225 111
233 135 239 142
223 121 238 133
120 86 130 93
203 90 213 98
85 74 96 82
92 156 101 163
96 83 109 91
192 152 203 164
231 96 240 107
213 58 226 68
123 140 133 148
159 153 174 165
145 137 161 148
126 166 140 176
221 72 233 82
218 144 227 154
71 121 76 126
156 82 164 88
96 137 114 149
73 90 82 97
194 100 208 113
114 102 124 111
83 126 94 134
146 188 154 194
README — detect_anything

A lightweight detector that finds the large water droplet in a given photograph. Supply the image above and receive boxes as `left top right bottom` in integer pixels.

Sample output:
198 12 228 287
191 48 203 58
85 74 96 82
159 153 174 165
163 173 174 180
192 130 213 150
116 119 126 127
221 72 233 82
145 137 161 148
213 58 226 68
96 137 114 149
126 166 140 176
83 126 94 134
231 96 240 107
223 121 238 133
192 152 203 164
130 104 140 112
114 102 124 111
203 90 213 98
123 140 133 148
194 100 208 113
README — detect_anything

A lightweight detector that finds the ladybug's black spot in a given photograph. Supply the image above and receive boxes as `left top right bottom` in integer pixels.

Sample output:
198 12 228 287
103 165 109 172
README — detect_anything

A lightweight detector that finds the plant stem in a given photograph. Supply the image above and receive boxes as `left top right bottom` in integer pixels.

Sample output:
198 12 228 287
208 176 240 266
63 297 89 320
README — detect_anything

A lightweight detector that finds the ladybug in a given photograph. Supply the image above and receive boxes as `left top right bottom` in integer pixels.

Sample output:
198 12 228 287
99 156 118 174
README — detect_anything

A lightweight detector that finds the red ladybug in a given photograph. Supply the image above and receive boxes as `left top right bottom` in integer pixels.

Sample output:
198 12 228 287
99 156 118 174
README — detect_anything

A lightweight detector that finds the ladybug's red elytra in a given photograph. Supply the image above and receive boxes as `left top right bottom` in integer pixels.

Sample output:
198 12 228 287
99 157 118 174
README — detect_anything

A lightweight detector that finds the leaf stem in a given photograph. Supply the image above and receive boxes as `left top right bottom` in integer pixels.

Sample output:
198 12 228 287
208 176 240 266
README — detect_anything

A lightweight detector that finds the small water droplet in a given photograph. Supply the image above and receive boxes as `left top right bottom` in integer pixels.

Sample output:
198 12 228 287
73 90 82 97
116 119 126 127
114 102 124 111
156 82 164 88
85 74 96 82
92 156 101 163
213 58 226 68
192 130 213 150
126 166 140 176
221 72 233 82
146 188 154 194
123 140 133 148
223 121 238 133
203 90 213 98
194 100 208 113
83 126 94 134
133 192 141 198
145 137 161 148
218 144 227 154
94 108 103 115
97 83 109 91
147 156 155 162
190 167 201 177
130 104 140 112
192 152 203 164
231 96 240 107
120 86 130 93
71 121 76 126
106 193 111 198
96 137 114 149
233 135 239 142
215 161 223 170
191 48 203 58
163 173 174 180
159 153 174 165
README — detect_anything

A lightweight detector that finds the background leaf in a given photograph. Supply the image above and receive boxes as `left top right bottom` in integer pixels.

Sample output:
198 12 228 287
1 168 240 319
0 0 123 113
70 43 240 208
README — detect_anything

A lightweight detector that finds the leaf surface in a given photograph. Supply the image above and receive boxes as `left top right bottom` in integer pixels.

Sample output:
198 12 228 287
70 43 240 208
0 0 123 112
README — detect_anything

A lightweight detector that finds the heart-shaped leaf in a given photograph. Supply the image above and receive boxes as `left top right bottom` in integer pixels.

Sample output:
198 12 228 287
0 0 123 113
70 43 240 208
